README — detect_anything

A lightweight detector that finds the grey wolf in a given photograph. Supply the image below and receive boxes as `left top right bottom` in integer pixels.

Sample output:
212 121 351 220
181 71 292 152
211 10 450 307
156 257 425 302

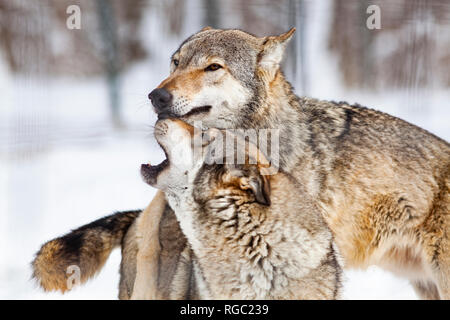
141 118 342 299
148 27 450 299
34 26 449 299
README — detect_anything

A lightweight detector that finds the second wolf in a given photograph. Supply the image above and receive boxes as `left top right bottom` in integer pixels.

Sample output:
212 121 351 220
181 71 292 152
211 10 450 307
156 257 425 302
140 118 342 299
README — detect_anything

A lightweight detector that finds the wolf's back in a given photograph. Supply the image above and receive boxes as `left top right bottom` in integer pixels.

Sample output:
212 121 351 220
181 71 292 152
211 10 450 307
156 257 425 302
32 210 140 293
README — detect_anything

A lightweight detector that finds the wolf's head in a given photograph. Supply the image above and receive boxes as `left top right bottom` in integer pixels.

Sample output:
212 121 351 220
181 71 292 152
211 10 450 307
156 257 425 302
141 119 272 206
148 27 295 129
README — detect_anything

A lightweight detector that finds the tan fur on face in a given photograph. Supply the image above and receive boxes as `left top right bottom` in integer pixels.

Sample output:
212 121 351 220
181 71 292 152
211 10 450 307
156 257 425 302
171 118 195 135
158 69 205 100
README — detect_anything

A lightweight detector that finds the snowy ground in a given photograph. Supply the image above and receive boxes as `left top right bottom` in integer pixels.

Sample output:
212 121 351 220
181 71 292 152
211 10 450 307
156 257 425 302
1 0 449 300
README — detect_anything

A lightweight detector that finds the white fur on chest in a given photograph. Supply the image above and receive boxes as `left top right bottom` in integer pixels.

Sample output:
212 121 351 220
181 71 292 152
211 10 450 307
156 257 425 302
166 191 204 254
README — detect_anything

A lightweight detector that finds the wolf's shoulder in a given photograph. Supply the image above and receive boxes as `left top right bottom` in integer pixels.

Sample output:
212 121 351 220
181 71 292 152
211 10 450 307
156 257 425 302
299 96 399 121
298 96 449 149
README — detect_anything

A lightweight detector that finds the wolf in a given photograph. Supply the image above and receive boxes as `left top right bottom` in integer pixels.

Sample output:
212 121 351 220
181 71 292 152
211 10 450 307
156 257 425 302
146 27 450 299
140 118 342 299
33 27 449 299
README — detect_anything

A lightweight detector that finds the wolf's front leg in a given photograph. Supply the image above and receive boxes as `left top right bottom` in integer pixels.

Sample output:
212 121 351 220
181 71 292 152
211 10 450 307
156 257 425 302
130 190 167 300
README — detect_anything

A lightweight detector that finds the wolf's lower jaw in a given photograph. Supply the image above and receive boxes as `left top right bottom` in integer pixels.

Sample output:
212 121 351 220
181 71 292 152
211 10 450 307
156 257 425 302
182 105 212 117
157 105 211 120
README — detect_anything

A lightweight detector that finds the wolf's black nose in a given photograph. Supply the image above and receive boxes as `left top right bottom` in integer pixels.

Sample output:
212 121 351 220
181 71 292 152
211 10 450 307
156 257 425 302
148 88 173 112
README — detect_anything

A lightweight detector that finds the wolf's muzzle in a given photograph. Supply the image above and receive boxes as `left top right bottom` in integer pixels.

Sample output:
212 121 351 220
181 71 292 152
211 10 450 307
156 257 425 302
148 88 173 113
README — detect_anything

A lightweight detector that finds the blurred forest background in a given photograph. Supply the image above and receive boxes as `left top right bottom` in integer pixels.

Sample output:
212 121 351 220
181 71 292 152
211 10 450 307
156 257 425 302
0 0 449 299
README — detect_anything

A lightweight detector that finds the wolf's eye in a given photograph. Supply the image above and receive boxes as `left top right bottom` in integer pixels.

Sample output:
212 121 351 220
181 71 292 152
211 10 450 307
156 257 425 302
205 63 222 72
173 59 179 67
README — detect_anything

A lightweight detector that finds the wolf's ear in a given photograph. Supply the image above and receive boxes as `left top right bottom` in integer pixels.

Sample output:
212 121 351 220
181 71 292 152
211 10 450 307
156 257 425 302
200 26 213 32
258 28 296 81
202 127 221 146
239 173 271 206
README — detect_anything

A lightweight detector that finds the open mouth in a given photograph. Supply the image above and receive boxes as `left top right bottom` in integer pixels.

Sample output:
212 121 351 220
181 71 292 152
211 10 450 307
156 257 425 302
141 144 169 185
183 105 212 117
158 105 211 120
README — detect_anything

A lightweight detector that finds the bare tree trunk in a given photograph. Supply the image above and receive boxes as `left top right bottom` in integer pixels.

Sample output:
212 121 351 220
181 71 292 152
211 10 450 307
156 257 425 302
360 0 374 89
204 0 221 28
286 0 308 94
404 0 433 114
286 0 297 85
96 0 122 128
298 0 308 94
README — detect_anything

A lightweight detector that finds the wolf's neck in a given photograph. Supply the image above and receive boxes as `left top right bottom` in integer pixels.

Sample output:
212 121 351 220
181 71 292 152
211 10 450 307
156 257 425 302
165 191 205 254
245 71 310 170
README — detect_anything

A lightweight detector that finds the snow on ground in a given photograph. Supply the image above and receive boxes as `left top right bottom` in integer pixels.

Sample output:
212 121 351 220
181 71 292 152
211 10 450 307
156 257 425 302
0 137 159 300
